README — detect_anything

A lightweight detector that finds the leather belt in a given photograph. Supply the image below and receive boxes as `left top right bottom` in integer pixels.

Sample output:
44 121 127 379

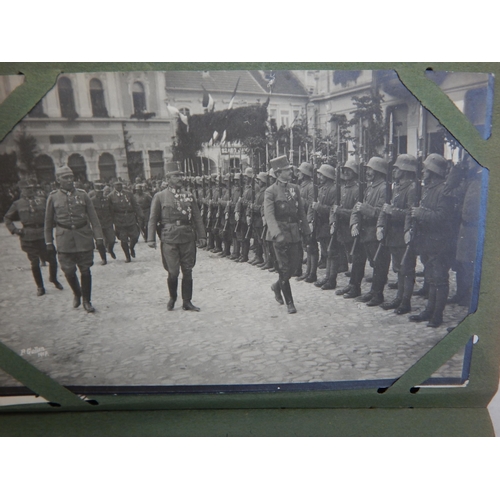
164 220 190 226
57 221 88 230
23 223 44 228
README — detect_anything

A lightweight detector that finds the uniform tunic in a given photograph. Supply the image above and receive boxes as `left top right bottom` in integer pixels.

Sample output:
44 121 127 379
308 180 337 239
264 180 310 280
90 190 115 248
147 187 206 278
45 188 103 253
4 194 55 269
44 188 103 274
108 189 142 242
408 178 455 286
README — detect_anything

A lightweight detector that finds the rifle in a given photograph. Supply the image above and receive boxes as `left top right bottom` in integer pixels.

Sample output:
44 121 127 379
373 144 394 263
261 172 270 241
400 153 423 269
245 175 255 240
223 172 232 235
213 174 222 230
350 154 366 256
327 161 342 254
205 176 212 238
307 154 319 252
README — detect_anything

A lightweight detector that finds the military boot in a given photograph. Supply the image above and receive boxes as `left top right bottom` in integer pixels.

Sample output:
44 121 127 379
108 243 117 260
81 272 95 313
409 285 436 322
66 274 82 308
280 279 296 314
271 281 284 305
296 254 311 281
31 264 45 296
395 275 414 315
427 284 449 328
381 273 404 310
121 242 131 263
182 279 200 311
167 277 178 311
304 254 318 283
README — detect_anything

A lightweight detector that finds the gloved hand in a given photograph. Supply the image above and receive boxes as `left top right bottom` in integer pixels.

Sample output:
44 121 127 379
13 227 24 236
404 230 412 245
351 224 359 238
376 227 384 241
96 238 106 255
46 244 57 257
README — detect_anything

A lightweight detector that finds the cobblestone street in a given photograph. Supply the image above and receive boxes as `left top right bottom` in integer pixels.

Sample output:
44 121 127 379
0 224 469 389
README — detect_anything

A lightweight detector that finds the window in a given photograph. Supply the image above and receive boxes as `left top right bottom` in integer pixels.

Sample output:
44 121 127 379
29 100 47 118
72 135 94 143
281 110 290 127
132 82 146 114
67 153 87 181
90 78 108 118
98 153 116 181
465 86 488 138
388 104 408 155
148 151 164 178
49 135 65 144
58 77 78 119
127 151 144 180
34 155 55 183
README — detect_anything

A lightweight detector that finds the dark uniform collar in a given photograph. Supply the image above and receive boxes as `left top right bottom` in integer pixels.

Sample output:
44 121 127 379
426 178 445 190
60 187 75 195
371 178 385 188
398 179 414 189
276 179 288 188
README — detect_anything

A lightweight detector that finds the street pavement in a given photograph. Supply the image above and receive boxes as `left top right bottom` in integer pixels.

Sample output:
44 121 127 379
0 223 470 389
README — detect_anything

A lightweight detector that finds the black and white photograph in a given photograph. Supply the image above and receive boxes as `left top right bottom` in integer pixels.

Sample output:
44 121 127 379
0 69 491 392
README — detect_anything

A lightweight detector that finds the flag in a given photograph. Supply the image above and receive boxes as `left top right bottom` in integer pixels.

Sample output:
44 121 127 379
227 77 240 110
265 71 275 92
220 130 227 144
212 131 219 141
166 104 189 132
202 85 215 111
166 104 180 117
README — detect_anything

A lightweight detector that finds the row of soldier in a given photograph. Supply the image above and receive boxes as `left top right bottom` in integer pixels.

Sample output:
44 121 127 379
190 152 482 326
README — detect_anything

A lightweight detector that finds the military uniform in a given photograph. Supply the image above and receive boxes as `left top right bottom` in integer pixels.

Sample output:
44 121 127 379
296 163 315 281
308 164 338 288
349 157 390 305
264 156 311 313
247 173 267 265
377 154 418 313
408 154 455 327
108 185 143 262
4 181 62 294
332 176 360 294
134 187 153 242
90 185 116 263
45 166 104 312
148 180 206 311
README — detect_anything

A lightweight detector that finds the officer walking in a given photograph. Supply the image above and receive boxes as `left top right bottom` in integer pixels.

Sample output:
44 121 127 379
264 156 311 314
147 162 206 311
44 166 105 312
108 179 143 262
4 178 63 296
